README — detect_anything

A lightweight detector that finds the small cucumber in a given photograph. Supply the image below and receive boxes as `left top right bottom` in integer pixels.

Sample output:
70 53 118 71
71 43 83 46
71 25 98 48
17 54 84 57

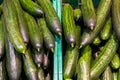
22 47 38 80
62 4 76 47
37 0 62 35
77 45 92 80
37 18 55 52
110 53 120 70
19 0 43 16
73 8 82 21
24 11 43 52
101 66 113 80
100 17 112 40
81 0 96 30
90 34 118 80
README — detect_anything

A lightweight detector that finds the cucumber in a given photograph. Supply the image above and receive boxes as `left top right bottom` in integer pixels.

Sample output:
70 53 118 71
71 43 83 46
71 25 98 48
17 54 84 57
73 8 82 21
43 52 50 70
2 0 27 53
37 0 62 35
90 34 118 80
62 4 76 47
24 11 43 52
0 18 4 59
0 6 2 15
112 0 120 40
80 0 111 48
5 33 22 80
12 0 29 44
81 0 96 30
32 48 44 68
19 0 43 16
110 53 120 70
100 17 112 40
93 36 101 46
37 18 55 52
0 58 7 80
22 47 38 80
113 72 118 80
77 45 92 80
38 67 45 80
101 66 112 80
118 68 120 80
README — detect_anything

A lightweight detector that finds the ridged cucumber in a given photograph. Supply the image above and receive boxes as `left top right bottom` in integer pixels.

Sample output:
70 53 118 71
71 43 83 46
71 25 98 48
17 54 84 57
37 18 55 52
37 0 62 35
62 4 76 47
19 0 43 16
12 0 29 44
80 0 111 48
22 47 38 80
24 11 43 52
81 0 96 30
100 17 112 40
90 34 118 80
110 53 120 70
2 0 27 53
77 45 92 80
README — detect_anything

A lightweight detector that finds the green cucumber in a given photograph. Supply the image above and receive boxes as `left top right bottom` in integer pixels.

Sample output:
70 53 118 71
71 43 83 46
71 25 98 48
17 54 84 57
81 0 96 30
110 53 120 70
80 0 111 48
2 0 27 53
37 18 55 52
22 47 38 80
5 33 22 80
118 68 120 80
112 0 120 40
90 34 118 80
62 4 76 47
0 58 7 80
37 0 62 35
38 67 45 80
100 17 112 40
73 8 82 21
101 66 112 80
93 36 101 46
24 11 43 52
12 0 29 44
77 45 92 80
113 72 118 80
19 0 43 16
0 18 4 59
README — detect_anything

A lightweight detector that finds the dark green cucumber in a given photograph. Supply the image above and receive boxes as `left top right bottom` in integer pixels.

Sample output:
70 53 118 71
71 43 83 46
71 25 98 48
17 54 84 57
90 34 118 80
113 72 118 80
0 58 7 80
12 0 29 44
81 0 96 30
38 67 45 80
24 11 43 52
112 0 120 40
101 66 112 80
100 17 112 40
93 36 101 46
19 0 43 16
73 8 82 21
80 0 111 48
32 48 44 68
5 33 22 80
2 0 27 53
22 47 38 80
0 19 4 59
110 53 120 70
37 18 55 52
77 45 92 80
43 52 50 70
63 25 81 79
62 4 76 47
37 0 62 35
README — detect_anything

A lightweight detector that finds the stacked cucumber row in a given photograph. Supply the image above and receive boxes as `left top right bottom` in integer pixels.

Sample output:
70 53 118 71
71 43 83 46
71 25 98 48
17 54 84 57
63 0 120 80
0 0 62 79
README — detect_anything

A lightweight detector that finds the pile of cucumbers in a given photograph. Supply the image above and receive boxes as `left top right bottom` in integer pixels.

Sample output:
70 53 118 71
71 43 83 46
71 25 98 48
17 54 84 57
63 0 120 80
0 0 63 79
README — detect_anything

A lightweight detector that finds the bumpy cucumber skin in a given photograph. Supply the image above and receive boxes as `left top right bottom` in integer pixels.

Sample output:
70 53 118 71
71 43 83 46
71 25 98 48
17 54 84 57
90 34 118 80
